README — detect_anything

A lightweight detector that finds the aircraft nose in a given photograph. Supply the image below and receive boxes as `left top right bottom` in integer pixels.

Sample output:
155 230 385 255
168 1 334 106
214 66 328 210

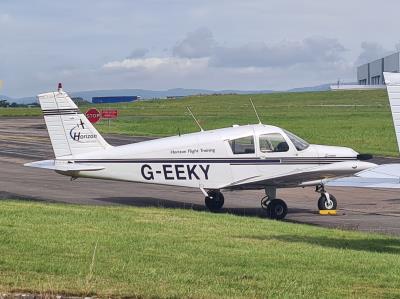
313 145 358 158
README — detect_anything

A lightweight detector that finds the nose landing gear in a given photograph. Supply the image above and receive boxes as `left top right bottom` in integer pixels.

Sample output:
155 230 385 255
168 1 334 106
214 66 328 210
316 184 337 210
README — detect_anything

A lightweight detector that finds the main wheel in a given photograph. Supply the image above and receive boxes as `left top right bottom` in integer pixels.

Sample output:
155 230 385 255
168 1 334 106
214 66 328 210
318 193 337 210
205 190 224 212
266 199 288 220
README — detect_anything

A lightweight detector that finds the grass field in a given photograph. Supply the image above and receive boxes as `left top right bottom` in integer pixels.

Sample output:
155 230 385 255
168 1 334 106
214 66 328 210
1 200 400 298
1 89 398 156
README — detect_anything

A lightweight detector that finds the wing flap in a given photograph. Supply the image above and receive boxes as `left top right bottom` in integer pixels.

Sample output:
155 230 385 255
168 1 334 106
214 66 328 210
24 160 105 171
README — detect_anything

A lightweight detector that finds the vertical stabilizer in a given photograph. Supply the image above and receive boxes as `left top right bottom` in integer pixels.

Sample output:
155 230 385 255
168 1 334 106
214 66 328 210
38 86 111 158
384 72 400 153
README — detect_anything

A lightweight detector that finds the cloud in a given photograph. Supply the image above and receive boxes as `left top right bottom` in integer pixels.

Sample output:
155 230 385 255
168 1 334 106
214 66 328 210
103 57 209 72
355 42 393 65
2 0 400 97
100 29 352 91
173 27 216 58
127 48 149 58
0 13 11 24
210 37 346 68
172 28 346 69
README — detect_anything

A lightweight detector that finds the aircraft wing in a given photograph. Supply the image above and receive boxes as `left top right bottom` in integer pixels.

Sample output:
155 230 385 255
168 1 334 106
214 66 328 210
24 160 105 172
326 164 400 189
226 161 376 189
325 73 400 189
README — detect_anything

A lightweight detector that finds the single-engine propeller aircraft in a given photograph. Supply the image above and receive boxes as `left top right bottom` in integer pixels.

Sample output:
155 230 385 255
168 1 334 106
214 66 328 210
25 84 376 220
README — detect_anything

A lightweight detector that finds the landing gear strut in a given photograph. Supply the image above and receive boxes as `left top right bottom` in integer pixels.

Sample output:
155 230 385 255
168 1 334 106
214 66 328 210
261 187 288 220
315 184 337 210
205 190 224 212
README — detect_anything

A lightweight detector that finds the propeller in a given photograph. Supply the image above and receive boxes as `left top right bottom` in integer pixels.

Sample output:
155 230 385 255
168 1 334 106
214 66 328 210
357 154 373 161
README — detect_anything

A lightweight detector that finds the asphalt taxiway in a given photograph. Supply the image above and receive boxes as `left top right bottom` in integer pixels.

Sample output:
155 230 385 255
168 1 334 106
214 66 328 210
1 117 400 235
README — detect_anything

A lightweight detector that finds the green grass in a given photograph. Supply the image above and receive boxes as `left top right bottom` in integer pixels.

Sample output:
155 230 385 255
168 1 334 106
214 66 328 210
1 200 400 298
1 90 398 155
0 107 41 117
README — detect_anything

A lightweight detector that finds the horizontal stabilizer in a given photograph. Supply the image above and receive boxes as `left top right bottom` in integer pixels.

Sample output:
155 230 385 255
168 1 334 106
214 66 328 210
24 160 105 172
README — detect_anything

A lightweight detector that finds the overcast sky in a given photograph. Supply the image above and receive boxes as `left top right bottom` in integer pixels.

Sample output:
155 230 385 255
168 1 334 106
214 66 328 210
1 0 399 97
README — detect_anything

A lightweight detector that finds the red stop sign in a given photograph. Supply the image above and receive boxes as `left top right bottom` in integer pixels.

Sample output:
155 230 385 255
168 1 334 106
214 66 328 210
85 108 101 123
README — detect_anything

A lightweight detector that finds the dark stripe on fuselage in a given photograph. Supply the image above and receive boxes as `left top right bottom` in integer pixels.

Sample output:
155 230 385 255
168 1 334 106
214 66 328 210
74 159 282 164
71 157 357 165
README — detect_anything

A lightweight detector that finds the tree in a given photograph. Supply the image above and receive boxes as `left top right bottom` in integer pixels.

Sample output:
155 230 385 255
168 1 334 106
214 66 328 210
0 100 9 107
71 97 89 106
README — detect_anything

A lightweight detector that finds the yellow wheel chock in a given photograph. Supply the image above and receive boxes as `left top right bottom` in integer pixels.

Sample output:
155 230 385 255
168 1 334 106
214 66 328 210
319 210 337 215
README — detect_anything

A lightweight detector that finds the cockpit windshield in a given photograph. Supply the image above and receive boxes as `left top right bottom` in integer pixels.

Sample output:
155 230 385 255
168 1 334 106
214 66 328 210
283 130 310 151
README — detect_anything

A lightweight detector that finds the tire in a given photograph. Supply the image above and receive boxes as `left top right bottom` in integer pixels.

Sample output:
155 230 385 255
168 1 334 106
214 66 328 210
266 199 288 220
318 194 337 210
205 190 224 212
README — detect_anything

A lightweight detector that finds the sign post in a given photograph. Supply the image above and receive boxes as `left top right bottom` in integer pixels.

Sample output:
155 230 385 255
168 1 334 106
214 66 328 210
101 109 118 127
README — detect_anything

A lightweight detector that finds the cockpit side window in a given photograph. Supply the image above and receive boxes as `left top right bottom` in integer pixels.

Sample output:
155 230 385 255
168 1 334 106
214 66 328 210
283 130 310 151
259 133 289 152
229 136 255 154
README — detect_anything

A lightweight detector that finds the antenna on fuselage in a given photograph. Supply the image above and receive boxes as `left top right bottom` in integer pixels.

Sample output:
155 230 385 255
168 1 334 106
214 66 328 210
249 98 262 124
186 106 204 132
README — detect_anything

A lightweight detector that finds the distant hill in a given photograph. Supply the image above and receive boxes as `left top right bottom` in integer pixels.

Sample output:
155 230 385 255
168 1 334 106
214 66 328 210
287 83 332 92
70 88 275 102
2 88 274 104
287 82 358 93
2 83 341 104
0 95 15 103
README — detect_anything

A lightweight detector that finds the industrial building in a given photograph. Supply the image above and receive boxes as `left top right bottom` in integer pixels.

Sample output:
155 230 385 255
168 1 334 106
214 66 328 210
357 52 400 85
92 96 140 104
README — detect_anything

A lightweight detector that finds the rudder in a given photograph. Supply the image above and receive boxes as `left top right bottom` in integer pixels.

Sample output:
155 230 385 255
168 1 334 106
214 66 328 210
38 85 111 158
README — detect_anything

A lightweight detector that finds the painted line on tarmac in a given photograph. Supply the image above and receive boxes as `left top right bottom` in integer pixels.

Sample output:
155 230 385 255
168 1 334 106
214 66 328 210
340 207 400 217
0 149 48 159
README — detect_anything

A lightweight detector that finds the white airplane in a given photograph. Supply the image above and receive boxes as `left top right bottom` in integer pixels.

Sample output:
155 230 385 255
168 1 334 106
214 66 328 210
25 84 376 220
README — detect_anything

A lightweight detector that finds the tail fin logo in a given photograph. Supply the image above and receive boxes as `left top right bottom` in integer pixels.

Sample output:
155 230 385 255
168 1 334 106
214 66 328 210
69 119 98 143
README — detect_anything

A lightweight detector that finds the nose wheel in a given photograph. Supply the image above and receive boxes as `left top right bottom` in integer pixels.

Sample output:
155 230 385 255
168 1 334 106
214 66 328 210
318 193 337 210
316 185 337 210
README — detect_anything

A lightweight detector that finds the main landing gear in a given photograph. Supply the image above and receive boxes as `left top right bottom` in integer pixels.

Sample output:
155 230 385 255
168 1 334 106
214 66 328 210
315 184 337 210
261 187 288 220
203 184 336 219
205 190 225 212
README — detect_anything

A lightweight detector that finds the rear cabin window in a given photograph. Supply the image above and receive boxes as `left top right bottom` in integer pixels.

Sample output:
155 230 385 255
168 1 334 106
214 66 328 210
259 133 289 152
229 136 255 154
